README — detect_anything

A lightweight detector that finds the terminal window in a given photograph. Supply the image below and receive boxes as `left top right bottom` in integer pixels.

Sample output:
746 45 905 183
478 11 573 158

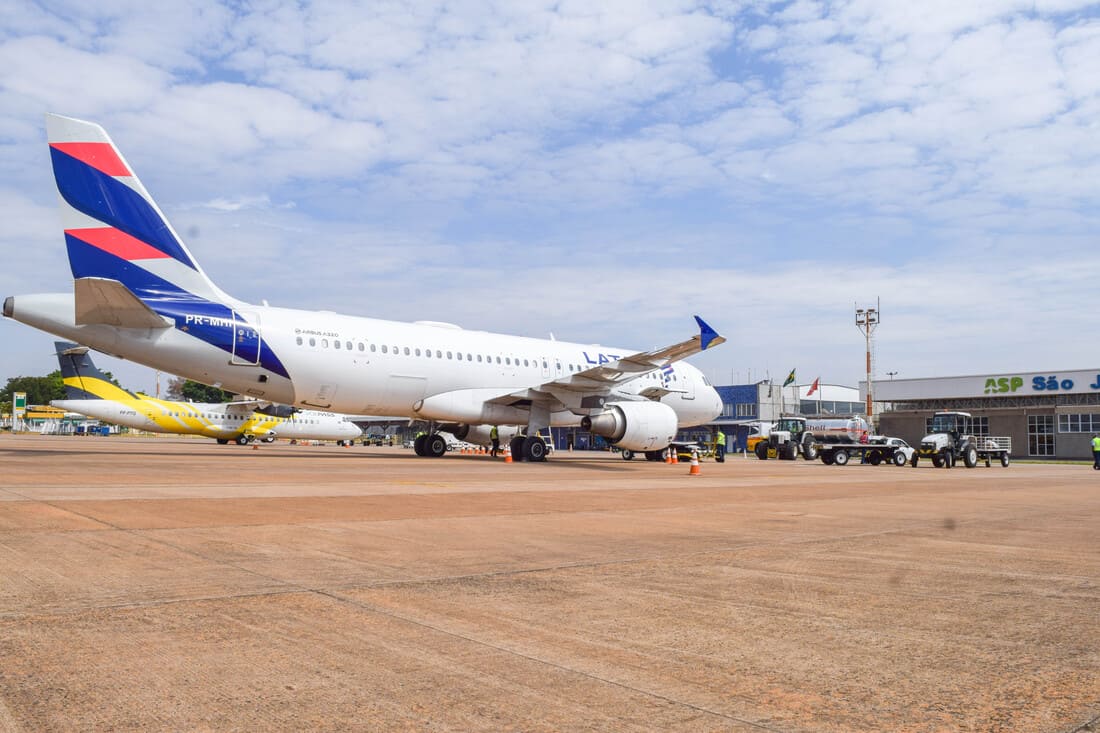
1027 415 1055 456
1058 413 1100 433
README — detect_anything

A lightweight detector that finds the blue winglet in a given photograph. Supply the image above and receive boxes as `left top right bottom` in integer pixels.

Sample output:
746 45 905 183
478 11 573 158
694 315 720 350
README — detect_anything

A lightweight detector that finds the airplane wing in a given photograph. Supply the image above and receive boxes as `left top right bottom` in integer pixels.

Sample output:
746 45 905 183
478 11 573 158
490 315 725 410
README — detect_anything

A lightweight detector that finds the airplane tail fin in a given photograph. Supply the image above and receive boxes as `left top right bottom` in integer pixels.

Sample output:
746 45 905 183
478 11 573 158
54 341 138 401
46 114 233 310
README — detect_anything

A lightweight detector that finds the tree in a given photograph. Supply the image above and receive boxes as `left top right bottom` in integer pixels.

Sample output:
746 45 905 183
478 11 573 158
2 371 65 406
165 376 232 403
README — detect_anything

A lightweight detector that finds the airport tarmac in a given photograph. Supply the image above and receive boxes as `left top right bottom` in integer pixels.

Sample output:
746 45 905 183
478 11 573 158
0 434 1098 732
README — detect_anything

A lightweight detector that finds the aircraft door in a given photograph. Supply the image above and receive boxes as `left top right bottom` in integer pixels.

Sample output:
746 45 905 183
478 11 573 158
231 311 262 366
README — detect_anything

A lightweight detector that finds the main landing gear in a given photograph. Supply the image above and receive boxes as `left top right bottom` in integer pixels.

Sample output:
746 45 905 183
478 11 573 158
509 434 548 462
413 433 448 457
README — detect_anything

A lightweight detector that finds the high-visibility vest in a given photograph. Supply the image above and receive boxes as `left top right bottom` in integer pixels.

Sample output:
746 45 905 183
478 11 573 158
716 432 726 446
490 426 498 439
1092 436 1100 451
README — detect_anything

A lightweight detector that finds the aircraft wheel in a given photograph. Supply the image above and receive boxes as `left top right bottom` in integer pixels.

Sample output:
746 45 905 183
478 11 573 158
510 435 527 461
414 434 428 456
426 433 447 457
621 449 634 461
216 438 229 445
833 450 850 466
235 435 249 446
893 451 907 467
523 436 547 462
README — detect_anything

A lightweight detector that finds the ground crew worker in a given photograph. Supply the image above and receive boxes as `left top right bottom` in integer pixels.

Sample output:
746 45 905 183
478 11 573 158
490 425 500 457
1092 433 1100 470
715 429 726 463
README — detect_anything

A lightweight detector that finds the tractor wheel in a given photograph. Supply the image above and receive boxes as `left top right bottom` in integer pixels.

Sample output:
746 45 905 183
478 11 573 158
963 446 978 468
755 442 769 460
1001 452 1011 467
893 451 907 467
931 454 944 468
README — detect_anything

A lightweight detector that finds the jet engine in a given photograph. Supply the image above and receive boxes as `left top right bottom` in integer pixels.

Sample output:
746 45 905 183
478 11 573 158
581 401 678 452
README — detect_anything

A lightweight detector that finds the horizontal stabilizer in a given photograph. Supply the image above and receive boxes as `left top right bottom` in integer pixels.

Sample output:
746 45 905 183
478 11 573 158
74 277 171 328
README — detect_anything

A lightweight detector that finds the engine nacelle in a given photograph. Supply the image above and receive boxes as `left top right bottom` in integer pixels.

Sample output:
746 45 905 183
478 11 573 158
444 423 520 446
581 401 678 452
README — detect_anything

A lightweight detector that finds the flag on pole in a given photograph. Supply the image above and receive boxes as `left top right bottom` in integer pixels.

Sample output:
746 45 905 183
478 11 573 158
806 377 820 396
782 368 796 387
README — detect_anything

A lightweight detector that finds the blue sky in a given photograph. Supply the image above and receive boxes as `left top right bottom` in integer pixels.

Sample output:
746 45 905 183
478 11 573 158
1 1 1098 394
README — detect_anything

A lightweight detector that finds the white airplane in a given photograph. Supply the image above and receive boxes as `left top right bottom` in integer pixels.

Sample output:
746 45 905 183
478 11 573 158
3 114 725 462
50 341 363 445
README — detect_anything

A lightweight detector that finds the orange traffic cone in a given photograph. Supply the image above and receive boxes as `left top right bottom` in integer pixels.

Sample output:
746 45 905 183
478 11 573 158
688 451 700 476
504 446 513 464
670 449 679 465
664 449 672 464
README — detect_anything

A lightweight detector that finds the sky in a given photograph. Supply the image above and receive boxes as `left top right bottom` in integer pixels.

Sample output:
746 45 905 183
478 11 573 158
1 0 1098 395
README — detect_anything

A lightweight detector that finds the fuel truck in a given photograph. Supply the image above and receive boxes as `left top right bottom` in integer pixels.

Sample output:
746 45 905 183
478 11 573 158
755 416 871 461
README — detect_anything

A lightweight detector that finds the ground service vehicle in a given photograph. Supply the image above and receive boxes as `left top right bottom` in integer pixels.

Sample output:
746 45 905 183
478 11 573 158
756 416 871 461
913 411 1011 468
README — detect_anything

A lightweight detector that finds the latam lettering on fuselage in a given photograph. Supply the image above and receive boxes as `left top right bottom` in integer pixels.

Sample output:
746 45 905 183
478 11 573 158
2 114 726 462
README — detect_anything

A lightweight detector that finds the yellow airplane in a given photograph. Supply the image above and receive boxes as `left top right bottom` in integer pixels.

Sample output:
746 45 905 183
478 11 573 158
50 342 362 445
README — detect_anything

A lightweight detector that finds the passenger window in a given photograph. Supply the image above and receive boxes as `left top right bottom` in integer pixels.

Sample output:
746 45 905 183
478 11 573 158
415 348 421 356
467 353 472 361
335 341 341 349
505 357 511 365
447 351 453 359
346 341 352 350
309 337 316 347
358 343 364 351
404 347 410 356
496 356 501 364
321 338 329 348
456 353 463 361
296 336 303 345
381 345 388 354
370 344 376 352
436 350 442 358
426 349 432 358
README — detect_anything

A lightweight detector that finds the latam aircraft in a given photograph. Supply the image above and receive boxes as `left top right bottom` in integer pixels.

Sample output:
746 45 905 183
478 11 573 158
3 114 725 462
51 341 363 445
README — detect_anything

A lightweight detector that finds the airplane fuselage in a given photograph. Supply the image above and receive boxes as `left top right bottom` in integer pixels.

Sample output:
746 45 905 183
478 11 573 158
9 293 722 430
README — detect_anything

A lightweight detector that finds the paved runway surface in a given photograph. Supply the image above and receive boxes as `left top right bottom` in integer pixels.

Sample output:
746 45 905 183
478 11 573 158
1 434 1098 732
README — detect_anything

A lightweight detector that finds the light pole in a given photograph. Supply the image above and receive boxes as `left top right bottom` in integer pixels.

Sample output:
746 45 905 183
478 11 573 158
855 299 880 424
886 371 897 380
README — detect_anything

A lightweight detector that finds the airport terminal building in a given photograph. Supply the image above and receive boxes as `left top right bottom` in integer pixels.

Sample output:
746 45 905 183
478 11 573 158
869 369 1100 460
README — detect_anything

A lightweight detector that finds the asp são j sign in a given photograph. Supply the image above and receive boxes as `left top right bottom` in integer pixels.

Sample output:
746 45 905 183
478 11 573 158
984 372 1100 395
